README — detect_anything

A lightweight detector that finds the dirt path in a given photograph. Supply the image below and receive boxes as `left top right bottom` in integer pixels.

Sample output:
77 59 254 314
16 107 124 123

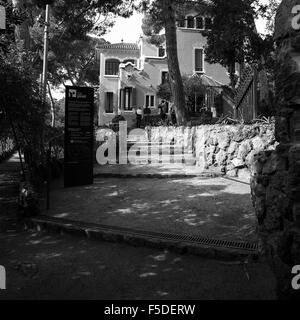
45 176 256 242
0 227 275 300
0 155 276 300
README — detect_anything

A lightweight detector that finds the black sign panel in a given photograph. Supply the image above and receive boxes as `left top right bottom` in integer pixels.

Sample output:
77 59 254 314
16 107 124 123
64 86 94 188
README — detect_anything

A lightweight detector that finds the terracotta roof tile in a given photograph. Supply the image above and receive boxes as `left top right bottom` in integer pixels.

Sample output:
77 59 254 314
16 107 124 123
97 42 139 51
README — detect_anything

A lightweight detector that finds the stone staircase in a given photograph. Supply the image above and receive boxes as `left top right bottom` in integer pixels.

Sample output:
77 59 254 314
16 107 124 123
124 138 196 165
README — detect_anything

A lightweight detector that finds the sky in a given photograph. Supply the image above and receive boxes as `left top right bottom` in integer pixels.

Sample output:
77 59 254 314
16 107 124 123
102 13 144 43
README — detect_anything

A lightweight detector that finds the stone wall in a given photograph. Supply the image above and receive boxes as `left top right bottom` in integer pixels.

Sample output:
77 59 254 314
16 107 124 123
250 147 300 299
249 0 300 300
150 123 276 179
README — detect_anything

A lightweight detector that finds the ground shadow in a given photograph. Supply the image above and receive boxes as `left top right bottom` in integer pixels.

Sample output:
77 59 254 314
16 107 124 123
44 176 257 242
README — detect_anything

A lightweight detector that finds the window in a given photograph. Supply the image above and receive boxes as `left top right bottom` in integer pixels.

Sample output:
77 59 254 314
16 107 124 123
105 92 114 113
158 46 166 57
145 95 155 108
161 71 169 84
105 59 120 75
177 15 185 27
195 49 204 73
196 17 204 29
205 17 212 29
187 16 195 28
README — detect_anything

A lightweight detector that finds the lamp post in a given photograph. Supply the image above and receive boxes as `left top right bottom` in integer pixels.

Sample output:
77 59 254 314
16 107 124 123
41 3 52 209
42 4 50 104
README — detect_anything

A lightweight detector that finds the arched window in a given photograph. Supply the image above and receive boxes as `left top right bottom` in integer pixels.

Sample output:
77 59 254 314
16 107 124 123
196 17 204 29
105 59 120 75
187 16 195 28
205 17 212 29
177 15 185 27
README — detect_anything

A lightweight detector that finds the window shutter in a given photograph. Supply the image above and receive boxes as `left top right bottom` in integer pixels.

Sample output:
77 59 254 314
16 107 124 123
151 96 155 107
111 93 114 113
105 92 113 113
105 92 108 113
120 89 124 109
104 93 107 112
132 88 137 108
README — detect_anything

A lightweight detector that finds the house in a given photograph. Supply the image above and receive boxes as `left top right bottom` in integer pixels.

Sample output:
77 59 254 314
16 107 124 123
96 4 235 128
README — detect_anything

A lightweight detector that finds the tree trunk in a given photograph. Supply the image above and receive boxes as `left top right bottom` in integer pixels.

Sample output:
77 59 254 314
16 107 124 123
12 0 31 49
162 0 188 125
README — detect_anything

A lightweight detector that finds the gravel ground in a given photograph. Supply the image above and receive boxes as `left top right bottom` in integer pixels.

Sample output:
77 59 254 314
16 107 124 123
0 155 276 300
0 226 276 300
45 176 256 242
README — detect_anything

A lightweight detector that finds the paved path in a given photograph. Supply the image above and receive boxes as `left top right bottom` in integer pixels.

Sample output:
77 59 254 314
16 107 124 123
45 175 256 242
0 155 276 300
0 227 276 300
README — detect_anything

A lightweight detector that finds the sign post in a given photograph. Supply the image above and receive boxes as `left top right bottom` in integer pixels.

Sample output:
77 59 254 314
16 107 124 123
64 86 94 188
0 5 6 30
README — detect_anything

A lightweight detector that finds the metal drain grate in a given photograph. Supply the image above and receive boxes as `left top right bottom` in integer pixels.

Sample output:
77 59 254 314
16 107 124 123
34 216 258 253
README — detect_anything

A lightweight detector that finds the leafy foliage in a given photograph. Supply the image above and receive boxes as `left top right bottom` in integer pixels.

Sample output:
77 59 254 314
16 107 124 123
204 0 276 89
157 82 172 101
182 75 206 98
0 0 140 182
0 44 49 169
6 0 137 86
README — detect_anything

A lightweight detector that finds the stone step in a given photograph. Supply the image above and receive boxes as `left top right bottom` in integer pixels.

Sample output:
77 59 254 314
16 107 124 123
127 141 183 146
118 157 196 165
